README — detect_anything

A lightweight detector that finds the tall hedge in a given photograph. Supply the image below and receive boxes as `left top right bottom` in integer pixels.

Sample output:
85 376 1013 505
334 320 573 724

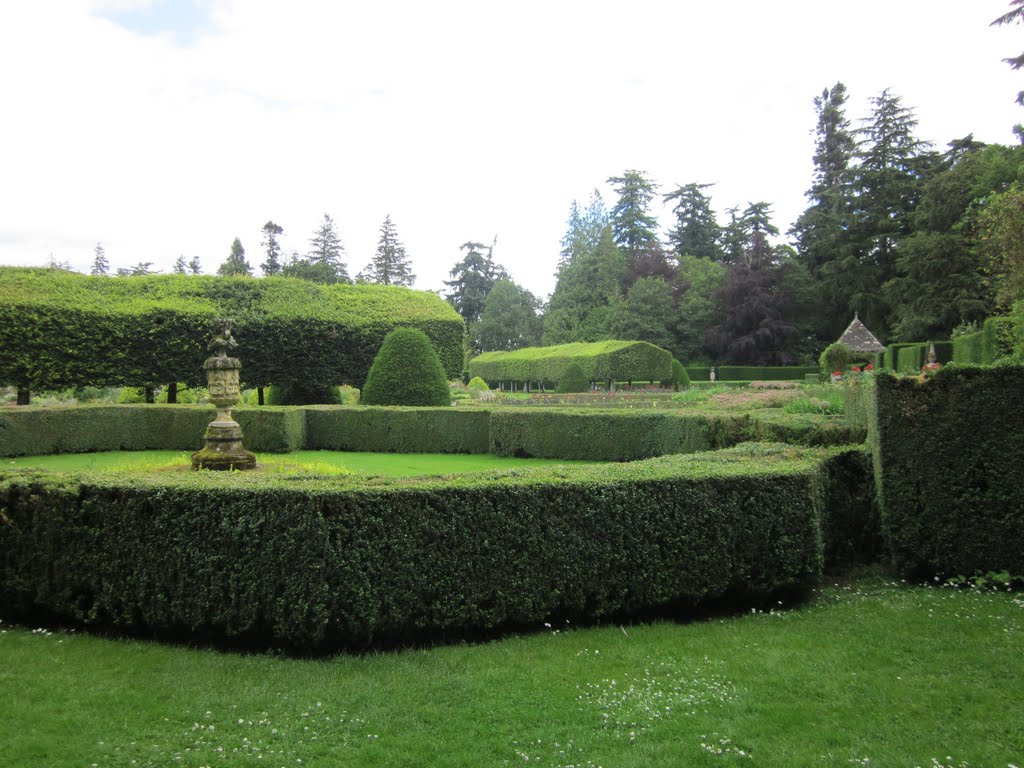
0 268 463 394
869 364 1024 577
468 340 672 388
952 316 1016 364
0 444 827 651
685 366 819 382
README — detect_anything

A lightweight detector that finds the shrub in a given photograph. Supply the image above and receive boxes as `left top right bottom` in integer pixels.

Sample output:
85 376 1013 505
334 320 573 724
555 362 589 393
467 377 490 399
361 328 451 407
661 359 690 391
819 342 852 378
265 383 342 405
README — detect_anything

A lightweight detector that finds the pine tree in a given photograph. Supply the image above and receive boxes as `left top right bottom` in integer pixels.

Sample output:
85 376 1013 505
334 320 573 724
664 182 722 261
307 213 348 283
172 255 188 274
90 243 109 276
260 221 284 276
188 256 202 275
444 240 508 353
217 238 252 276
608 170 668 283
358 215 415 286
991 0 1024 140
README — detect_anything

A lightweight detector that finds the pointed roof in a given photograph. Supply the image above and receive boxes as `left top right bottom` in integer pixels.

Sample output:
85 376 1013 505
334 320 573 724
837 314 886 353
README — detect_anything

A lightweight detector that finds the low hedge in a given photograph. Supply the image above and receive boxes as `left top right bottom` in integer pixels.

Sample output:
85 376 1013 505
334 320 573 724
870 364 1024 578
685 366 819 382
0 443 828 651
305 407 490 454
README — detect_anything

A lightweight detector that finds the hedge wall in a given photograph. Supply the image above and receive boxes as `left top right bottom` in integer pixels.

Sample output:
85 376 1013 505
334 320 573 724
685 366 820 382
0 443 828 650
881 341 953 373
468 340 672 388
0 268 464 394
870 364 1024 577
304 407 490 454
952 316 1015 364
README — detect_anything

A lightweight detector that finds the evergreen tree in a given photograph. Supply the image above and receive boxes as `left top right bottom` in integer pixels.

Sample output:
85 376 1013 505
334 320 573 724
358 215 415 286
664 182 722 261
218 237 252 276
188 256 202 275
609 276 676 351
90 243 109 276
477 279 543 352
260 220 284 276
444 240 508 353
608 170 670 283
172 255 188 274
305 213 349 283
558 190 608 271
991 0 1024 140
674 255 727 363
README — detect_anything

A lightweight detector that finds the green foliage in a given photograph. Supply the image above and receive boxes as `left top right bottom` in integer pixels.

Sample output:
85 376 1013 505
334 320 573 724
467 376 489 392
305 407 490 454
869 364 1024 577
266 383 342 405
469 340 672 388
477 279 542 352
0 443 827 650
218 237 252 277
819 342 852 376
555 362 589 393
661 359 690 391
361 328 451 407
686 366 821 382
952 315 1016 364
0 268 463 393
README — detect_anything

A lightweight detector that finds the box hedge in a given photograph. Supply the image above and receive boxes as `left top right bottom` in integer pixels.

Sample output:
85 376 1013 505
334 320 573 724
869 364 1024 577
0 268 464 396
685 366 819 382
304 407 490 454
952 316 1015 364
0 443 829 651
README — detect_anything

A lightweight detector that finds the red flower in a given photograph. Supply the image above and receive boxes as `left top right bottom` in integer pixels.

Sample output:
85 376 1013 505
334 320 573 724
851 366 861 372
865 363 874 371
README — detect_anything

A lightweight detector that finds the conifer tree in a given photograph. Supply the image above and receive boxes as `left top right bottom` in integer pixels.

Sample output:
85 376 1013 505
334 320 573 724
664 182 722 261
90 243 109 276
358 215 415 286
218 237 252 276
260 221 284 276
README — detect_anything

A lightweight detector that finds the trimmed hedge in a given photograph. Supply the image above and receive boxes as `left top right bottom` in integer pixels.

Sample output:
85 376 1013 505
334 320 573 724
361 328 452 406
881 341 953 373
685 366 819 382
0 268 463 394
952 316 1015 364
468 340 672 388
304 407 490 454
0 443 827 650
870 364 1024 577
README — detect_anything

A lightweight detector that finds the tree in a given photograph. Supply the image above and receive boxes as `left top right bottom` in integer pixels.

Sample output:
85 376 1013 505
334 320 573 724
358 215 415 286
981 181 1024 306
609 276 676 351
444 240 507 349
260 221 284 276
674 254 727 363
559 190 608 271
90 243 109 276
543 224 626 344
991 0 1024 140
116 262 155 276
188 256 202 275
664 182 722 261
306 213 349 283
218 237 252 276
172 255 188 274
608 170 672 285
477 279 543 352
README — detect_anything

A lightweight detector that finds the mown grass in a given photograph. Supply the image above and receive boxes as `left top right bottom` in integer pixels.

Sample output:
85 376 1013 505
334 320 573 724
3 450 602 477
1 572 1021 767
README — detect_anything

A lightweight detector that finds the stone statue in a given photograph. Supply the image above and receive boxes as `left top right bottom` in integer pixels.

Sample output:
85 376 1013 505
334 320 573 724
191 318 256 471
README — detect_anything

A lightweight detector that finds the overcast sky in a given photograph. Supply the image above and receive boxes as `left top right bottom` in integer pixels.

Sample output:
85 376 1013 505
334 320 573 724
1 0 1021 299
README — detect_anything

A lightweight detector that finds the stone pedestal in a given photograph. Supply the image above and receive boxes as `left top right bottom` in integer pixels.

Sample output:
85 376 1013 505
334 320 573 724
191 325 256 471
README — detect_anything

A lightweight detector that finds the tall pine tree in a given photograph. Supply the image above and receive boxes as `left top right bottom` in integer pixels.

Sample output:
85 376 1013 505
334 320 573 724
358 215 415 286
664 182 722 261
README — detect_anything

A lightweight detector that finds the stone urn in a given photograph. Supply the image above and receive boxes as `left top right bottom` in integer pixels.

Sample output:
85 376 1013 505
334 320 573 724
191 319 256 471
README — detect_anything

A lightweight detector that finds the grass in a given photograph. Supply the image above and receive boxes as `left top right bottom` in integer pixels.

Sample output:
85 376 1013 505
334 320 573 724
1 571 1021 767
3 450 602 477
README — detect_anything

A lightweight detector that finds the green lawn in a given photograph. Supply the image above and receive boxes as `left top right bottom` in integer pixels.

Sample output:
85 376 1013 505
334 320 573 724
4 450 602 477
1 572 1021 767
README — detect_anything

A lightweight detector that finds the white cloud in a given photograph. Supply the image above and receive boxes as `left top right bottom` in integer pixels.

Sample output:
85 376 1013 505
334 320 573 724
0 0 1020 298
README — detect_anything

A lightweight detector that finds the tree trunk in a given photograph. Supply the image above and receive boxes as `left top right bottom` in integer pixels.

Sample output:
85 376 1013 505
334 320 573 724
166 382 178 404
145 386 155 404
258 387 265 406
16 388 30 405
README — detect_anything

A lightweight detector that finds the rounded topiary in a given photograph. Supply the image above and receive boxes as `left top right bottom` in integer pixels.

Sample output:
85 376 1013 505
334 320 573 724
819 342 852 378
361 327 451 406
556 362 589 393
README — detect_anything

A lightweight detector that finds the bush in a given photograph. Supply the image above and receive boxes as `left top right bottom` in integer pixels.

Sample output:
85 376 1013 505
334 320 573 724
819 342 852 378
265 383 342 406
555 362 589 393
361 328 452 407
661 359 690 391
870 364 1024 578
0 443 828 651
467 377 490 399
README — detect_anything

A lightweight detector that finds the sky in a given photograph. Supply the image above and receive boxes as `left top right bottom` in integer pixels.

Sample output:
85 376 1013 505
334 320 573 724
1 0 1021 300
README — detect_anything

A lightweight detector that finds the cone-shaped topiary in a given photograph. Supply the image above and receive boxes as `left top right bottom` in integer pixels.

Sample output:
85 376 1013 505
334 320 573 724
556 361 589 393
661 358 690 391
361 327 452 406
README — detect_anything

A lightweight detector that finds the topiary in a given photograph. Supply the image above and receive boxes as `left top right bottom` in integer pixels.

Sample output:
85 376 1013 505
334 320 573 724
819 342 852 379
361 327 451 406
661 358 691 391
467 376 490 399
555 362 589 393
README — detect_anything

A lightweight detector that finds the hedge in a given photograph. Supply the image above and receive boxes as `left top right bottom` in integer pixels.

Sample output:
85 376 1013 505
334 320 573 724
0 443 828 651
0 404 869 460
0 268 464 395
685 366 819 382
468 340 672 388
869 364 1024 577
880 341 953 373
952 316 1015 364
